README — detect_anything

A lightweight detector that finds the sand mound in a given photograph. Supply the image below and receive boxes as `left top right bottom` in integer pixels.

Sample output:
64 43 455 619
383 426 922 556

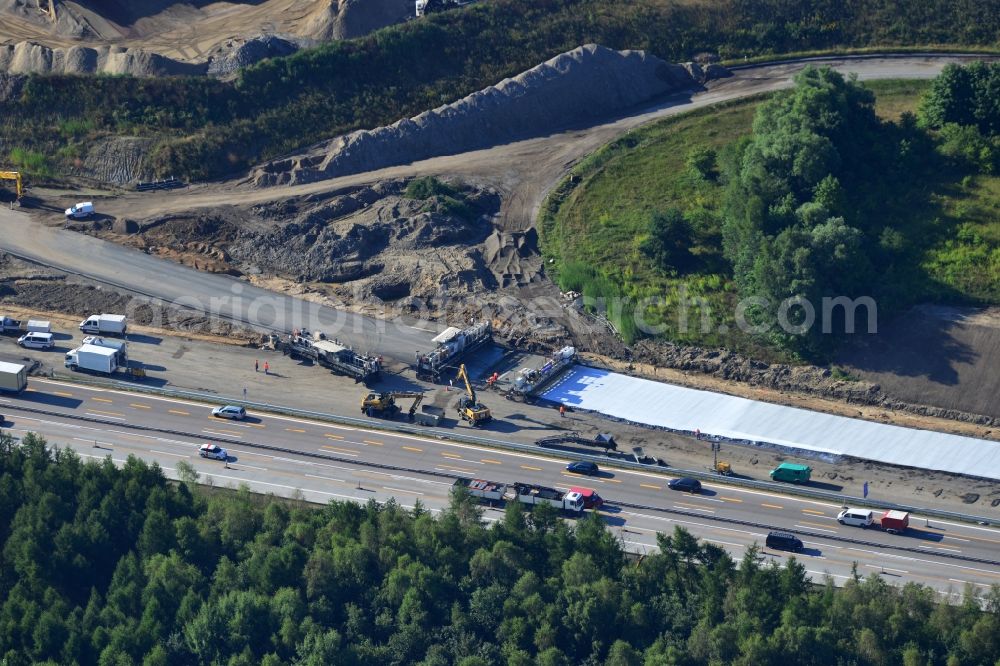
0 40 206 75
253 44 714 186
301 0 413 41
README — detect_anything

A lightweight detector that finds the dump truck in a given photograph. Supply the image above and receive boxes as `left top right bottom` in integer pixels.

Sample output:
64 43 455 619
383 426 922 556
0 360 27 393
880 510 910 534
0 316 21 333
283 329 381 383
65 344 118 374
79 314 127 336
362 391 424 420
414 405 445 427
453 477 591 515
455 363 491 426
82 336 128 364
415 321 491 382
770 462 812 483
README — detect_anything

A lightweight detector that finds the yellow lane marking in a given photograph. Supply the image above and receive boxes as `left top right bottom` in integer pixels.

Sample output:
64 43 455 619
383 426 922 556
441 452 463 459
802 508 825 516
88 409 124 417
761 503 784 510
721 496 743 503
169 409 189 416
285 427 306 433
604 478 622 483
674 501 709 510
798 520 835 530
92 397 113 403
207 428 241 436
245 422 266 429
521 465 542 471
26 387 37 392
481 458 502 465
364 439 383 446
322 445 360 455
53 390 73 397
325 433 344 440
402 446 423 453
640 483 661 490
130 403 151 409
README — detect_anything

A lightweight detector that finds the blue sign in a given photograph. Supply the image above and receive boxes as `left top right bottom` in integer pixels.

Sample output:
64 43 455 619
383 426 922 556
863 481 869 498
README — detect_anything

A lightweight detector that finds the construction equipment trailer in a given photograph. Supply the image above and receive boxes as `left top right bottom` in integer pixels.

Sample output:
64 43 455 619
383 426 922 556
283 329 381 383
415 321 491 382
453 478 599 515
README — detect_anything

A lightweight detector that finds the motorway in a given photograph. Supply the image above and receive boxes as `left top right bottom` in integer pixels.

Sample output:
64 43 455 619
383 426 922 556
2 378 999 599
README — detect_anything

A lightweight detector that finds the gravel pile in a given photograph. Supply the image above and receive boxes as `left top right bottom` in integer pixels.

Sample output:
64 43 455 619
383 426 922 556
0 41 206 76
253 44 717 186
207 35 300 76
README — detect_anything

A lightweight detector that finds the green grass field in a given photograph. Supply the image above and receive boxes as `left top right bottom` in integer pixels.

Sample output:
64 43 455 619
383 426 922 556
540 79 1000 354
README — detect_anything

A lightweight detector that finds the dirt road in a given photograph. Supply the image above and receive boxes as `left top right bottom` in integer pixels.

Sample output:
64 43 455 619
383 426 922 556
81 55 996 234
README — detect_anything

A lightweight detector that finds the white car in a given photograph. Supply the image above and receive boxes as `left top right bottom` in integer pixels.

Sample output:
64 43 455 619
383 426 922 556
212 405 246 420
837 508 874 527
199 443 228 461
18 332 54 350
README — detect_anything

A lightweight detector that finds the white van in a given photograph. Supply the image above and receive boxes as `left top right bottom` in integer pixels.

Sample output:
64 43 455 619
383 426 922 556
837 508 874 527
65 202 95 219
17 332 54 350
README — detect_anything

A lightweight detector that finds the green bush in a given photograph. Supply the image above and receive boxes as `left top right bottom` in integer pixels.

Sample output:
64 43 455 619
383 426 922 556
405 176 456 199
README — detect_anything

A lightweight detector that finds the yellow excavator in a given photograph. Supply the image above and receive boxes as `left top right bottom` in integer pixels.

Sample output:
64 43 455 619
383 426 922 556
0 171 24 201
362 391 424 420
455 363 492 426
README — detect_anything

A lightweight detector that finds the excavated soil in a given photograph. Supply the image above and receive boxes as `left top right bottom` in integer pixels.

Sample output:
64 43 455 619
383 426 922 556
0 0 412 75
252 44 716 185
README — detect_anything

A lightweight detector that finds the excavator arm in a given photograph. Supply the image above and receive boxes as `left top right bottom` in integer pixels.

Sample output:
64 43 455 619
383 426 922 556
0 171 23 199
457 364 476 404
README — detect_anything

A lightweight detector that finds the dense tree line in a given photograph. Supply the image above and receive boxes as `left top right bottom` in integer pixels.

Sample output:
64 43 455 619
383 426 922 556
2 0 998 181
1 432 998 665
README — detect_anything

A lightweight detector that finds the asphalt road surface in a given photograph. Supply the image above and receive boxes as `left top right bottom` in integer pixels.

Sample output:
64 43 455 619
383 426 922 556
3 378 998 599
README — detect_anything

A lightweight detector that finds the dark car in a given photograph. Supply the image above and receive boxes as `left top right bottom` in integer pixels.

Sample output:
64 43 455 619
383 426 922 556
765 531 804 552
667 477 702 493
566 461 599 475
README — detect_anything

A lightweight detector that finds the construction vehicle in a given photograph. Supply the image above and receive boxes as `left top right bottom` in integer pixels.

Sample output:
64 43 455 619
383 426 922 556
455 363 491 426
712 461 733 476
0 171 23 201
283 328 381 383
361 391 424 420
415 321 491 382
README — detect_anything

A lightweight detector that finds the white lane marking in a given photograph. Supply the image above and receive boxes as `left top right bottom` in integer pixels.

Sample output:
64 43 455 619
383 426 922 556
150 449 190 458
707 539 746 548
85 412 125 420
847 546 998 576
806 570 850 580
319 447 358 456
866 565 909 574
202 429 242 438
306 473 346 483
382 486 425 496
232 463 268 472
202 472 360 501
796 524 837 534
73 437 113 446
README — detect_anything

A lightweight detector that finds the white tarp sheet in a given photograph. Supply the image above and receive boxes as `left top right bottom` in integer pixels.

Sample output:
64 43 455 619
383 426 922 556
542 366 1000 480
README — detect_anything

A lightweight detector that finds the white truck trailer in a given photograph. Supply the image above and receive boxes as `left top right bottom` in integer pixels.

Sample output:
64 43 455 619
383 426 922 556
25 320 51 334
0 360 27 393
82 336 128 364
65 344 118 374
79 314 127 336
453 478 587 515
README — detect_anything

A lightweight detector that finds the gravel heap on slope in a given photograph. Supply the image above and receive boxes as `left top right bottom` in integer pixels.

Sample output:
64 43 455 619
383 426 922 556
0 41 206 75
253 44 722 186
207 35 300 76
302 0 413 40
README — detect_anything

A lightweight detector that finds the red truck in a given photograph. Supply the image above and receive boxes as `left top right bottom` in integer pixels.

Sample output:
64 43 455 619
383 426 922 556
880 510 910 534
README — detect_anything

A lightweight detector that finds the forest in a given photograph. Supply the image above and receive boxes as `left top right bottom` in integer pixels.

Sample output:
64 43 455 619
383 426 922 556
2 0 999 181
0 432 998 665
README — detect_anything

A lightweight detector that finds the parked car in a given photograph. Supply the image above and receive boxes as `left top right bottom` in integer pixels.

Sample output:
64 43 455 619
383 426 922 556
837 508 874 527
566 461 599 475
17 332 54 350
211 405 246 420
198 443 228 460
765 531 804 552
667 477 702 493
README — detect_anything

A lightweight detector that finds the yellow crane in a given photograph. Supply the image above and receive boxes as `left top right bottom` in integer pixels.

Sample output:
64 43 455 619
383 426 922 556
455 363 492 426
361 391 424 420
0 171 24 200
